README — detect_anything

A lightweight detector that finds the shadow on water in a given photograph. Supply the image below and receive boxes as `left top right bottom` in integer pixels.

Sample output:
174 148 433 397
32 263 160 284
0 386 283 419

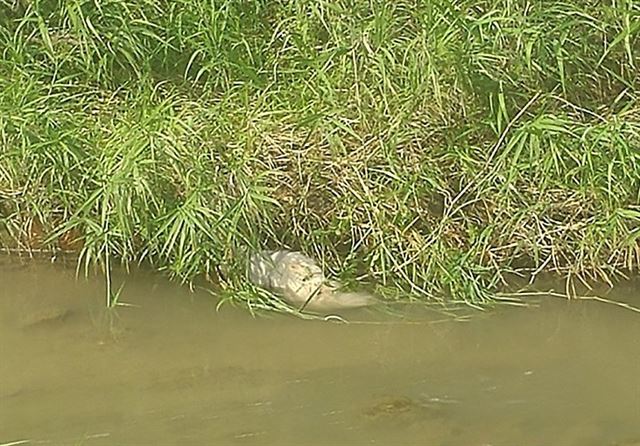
1 258 639 445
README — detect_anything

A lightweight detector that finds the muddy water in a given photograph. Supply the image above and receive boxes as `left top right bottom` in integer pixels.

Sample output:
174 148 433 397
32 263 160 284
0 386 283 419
1 260 639 446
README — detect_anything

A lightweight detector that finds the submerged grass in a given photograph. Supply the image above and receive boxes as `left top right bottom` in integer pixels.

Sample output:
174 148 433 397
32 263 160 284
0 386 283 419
0 0 639 310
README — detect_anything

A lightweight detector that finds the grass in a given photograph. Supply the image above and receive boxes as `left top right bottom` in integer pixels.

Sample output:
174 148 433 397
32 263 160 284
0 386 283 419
0 0 639 310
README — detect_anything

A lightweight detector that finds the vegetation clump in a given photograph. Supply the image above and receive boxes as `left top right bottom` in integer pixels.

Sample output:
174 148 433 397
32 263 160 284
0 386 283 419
1 0 638 309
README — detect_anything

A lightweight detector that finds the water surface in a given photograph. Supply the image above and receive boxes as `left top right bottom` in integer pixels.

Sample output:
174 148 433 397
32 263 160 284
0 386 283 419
1 259 639 445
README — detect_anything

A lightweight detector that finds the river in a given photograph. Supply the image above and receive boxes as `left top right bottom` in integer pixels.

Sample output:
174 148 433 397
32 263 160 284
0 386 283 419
1 258 639 445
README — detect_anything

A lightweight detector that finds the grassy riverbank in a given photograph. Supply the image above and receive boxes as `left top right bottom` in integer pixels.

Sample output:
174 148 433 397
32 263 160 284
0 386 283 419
1 0 639 309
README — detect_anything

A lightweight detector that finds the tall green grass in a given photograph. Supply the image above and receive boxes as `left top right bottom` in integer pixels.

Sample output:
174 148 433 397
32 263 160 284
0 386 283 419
1 0 639 308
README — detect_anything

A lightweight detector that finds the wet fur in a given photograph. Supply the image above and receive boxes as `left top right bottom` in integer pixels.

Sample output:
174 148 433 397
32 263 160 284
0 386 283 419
248 250 374 311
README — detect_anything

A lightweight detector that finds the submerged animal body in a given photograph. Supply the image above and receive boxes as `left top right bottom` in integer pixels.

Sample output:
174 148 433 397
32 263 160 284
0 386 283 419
248 250 374 311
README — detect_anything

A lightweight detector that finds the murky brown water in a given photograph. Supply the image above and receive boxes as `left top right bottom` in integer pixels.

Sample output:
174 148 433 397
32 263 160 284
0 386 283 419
1 259 639 446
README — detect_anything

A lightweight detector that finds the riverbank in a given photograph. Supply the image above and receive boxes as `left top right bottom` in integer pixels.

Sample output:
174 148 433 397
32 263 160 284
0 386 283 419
1 1 638 309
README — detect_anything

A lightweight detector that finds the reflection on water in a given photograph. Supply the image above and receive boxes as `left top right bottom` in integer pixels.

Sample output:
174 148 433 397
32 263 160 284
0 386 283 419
1 258 639 445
